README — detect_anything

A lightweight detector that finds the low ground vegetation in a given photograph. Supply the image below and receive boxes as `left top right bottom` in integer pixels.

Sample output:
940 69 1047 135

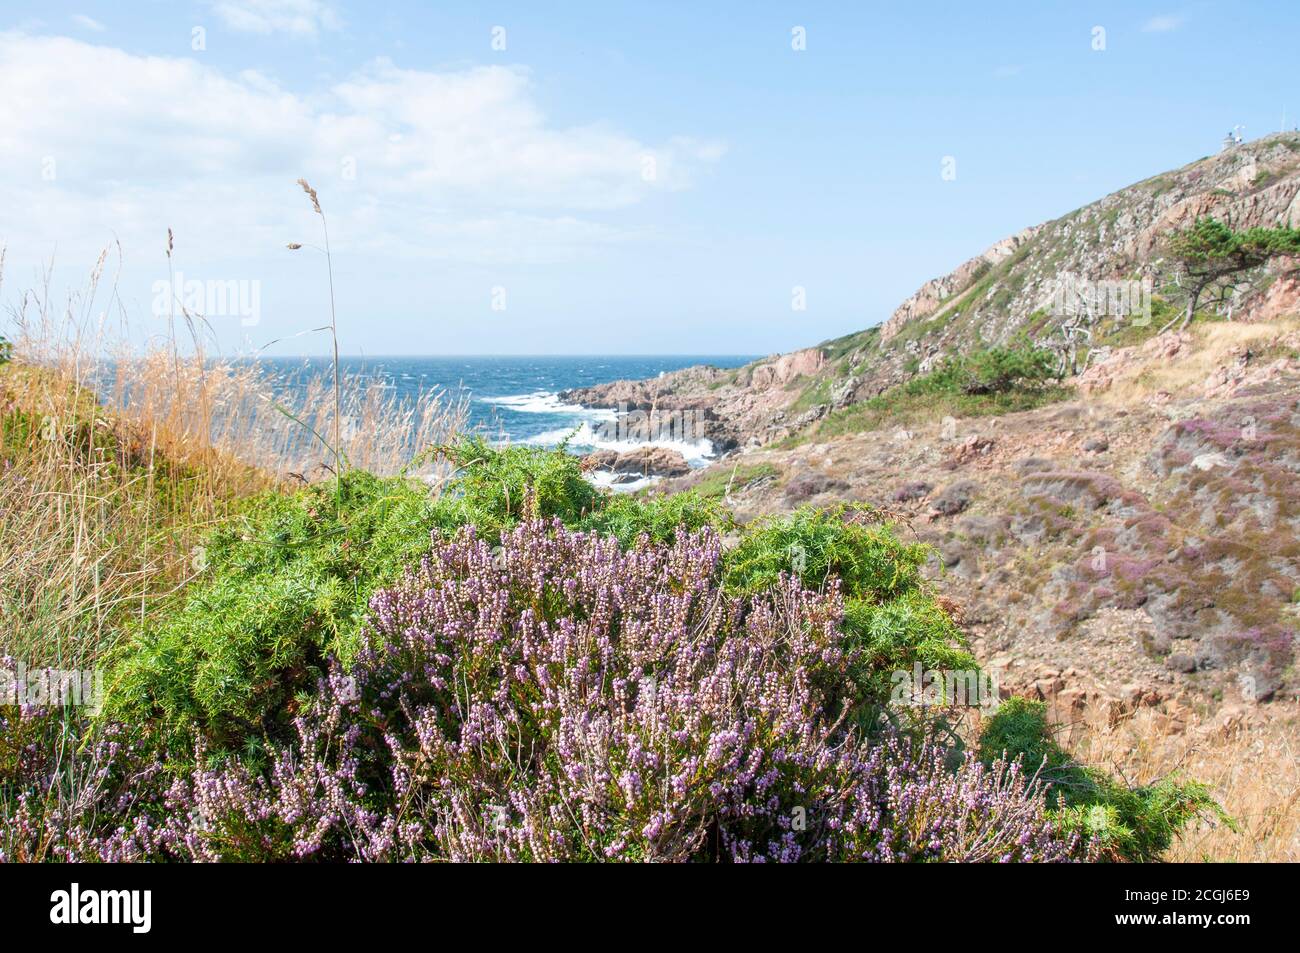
814 343 1070 440
0 355 1222 861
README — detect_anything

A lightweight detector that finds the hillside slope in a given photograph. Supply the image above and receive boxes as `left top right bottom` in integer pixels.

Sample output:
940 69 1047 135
564 134 1300 724
563 133 1300 448
665 317 1300 707
664 317 1300 862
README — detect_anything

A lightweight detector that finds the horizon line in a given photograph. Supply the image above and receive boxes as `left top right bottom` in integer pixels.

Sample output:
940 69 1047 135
250 352 766 359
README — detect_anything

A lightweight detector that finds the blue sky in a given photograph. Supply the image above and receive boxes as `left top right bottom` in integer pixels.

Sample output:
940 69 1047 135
1 1 1296 356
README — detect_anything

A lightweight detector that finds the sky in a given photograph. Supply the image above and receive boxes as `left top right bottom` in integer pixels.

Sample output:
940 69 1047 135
1 1 1297 356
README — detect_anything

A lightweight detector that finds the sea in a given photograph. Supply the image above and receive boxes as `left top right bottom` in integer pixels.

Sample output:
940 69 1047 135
258 354 755 469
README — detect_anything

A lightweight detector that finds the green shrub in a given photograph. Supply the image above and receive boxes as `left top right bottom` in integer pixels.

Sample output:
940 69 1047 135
978 697 1231 861
0 334 11 365
816 343 1068 438
104 441 723 747
840 591 972 699
903 342 1058 397
978 697 1077 784
579 489 732 547
434 436 600 533
723 505 975 711
434 438 736 547
106 469 457 747
724 504 925 598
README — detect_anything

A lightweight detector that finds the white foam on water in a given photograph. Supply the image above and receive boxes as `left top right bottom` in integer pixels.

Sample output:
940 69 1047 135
478 391 715 468
521 420 715 466
479 390 616 419
586 471 662 494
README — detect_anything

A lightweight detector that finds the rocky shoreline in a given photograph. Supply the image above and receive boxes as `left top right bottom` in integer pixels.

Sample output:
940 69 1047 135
581 446 692 484
558 344 850 453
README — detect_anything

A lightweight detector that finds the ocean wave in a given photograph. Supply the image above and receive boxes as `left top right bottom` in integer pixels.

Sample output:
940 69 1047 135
585 471 662 494
478 391 616 419
521 421 715 466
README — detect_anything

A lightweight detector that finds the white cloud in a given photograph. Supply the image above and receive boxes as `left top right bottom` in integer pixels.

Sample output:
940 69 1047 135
0 32 724 267
1141 14 1184 33
70 14 106 32
211 0 341 38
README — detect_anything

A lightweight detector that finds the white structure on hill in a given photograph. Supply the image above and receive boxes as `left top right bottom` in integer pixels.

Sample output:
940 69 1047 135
1222 125 1246 150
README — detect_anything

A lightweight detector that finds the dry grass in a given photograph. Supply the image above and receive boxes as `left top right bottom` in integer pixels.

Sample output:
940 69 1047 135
1102 315 1300 402
1053 700 1300 862
96 350 469 482
0 246 466 670
953 692 1300 861
1 362 244 669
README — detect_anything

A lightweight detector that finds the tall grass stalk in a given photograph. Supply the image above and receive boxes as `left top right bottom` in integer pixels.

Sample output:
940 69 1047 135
292 178 342 509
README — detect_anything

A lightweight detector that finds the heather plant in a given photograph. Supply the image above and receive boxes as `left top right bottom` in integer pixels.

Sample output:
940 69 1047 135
1 690 1078 863
0 696 170 863
1 679 370 863
978 697 1230 862
87 520 1075 861
105 469 460 748
355 517 844 860
329 519 1071 860
832 737 1077 862
6 521 1088 862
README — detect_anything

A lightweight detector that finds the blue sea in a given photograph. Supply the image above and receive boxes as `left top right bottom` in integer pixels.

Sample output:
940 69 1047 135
259 354 755 465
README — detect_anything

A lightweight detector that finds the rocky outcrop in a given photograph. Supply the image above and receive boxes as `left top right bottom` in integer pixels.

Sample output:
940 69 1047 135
883 135 1300 355
560 346 831 454
742 348 825 388
583 447 692 478
879 226 1042 344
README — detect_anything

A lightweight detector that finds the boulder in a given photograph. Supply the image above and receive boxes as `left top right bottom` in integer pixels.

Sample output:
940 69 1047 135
583 447 692 478
784 469 848 502
932 479 980 516
892 480 932 502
